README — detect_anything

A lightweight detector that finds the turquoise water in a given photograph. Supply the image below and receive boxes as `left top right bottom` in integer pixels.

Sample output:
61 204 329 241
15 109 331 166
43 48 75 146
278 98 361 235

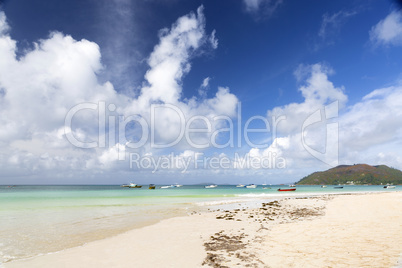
0 184 398 263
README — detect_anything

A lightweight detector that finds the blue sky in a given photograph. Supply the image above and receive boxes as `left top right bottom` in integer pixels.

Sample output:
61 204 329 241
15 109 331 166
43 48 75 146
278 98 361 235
1 0 402 184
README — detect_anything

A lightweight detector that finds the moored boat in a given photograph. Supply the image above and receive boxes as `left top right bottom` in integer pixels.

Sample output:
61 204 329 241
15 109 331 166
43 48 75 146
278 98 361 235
149 184 156 189
128 183 142 188
160 185 174 189
383 185 396 189
205 184 217 189
246 184 257 189
236 184 245 188
334 186 343 189
277 188 296 191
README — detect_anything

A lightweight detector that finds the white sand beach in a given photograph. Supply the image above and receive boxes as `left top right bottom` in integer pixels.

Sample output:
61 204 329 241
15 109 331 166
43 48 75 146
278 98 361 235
5 192 402 268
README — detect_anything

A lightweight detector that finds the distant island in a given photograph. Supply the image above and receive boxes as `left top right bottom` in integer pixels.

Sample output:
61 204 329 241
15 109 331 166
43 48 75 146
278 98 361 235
297 164 402 185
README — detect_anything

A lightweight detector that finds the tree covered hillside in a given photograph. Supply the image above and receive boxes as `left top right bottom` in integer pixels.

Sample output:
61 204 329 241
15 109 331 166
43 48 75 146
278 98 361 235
297 164 402 185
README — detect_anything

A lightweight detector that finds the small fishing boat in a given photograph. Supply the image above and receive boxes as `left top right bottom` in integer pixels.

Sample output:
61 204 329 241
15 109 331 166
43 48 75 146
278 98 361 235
277 188 296 191
321 185 327 188
334 186 343 189
205 184 217 189
149 184 156 190
383 185 396 189
289 184 296 187
246 184 257 189
236 184 245 188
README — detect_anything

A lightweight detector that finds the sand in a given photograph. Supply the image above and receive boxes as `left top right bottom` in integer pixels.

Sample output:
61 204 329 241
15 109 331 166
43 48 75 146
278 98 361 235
5 192 402 268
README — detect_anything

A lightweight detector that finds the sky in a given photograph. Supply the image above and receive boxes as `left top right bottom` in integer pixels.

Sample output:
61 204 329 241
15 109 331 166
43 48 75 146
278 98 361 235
1 0 402 185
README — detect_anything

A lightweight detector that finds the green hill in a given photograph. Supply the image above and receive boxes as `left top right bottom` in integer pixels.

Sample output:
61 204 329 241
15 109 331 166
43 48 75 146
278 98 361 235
297 164 402 185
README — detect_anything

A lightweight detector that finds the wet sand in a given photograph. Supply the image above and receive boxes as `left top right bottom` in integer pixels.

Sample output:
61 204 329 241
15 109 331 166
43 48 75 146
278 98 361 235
5 192 402 268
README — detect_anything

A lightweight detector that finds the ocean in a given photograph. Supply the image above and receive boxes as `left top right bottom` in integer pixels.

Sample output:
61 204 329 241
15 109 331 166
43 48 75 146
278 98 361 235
0 184 398 264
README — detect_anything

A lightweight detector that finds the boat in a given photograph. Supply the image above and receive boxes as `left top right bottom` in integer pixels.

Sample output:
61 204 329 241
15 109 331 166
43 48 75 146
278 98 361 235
246 184 257 188
205 184 217 189
174 184 183 187
289 184 296 187
160 185 174 189
321 185 327 188
262 187 271 189
334 186 343 189
149 184 156 190
383 185 396 189
277 188 296 191
236 184 245 188
128 183 142 188
122 183 141 188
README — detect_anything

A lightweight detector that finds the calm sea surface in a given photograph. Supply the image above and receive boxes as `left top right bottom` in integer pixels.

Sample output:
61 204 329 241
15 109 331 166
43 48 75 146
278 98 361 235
0 184 398 264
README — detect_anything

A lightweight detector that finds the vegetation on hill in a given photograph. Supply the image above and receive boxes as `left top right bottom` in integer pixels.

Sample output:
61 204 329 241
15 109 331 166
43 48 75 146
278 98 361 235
297 164 402 185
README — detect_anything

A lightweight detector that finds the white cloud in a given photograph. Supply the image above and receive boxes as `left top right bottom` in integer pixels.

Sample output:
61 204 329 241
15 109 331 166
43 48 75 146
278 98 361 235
123 6 238 149
243 0 283 17
0 11 10 35
198 77 210 98
0 7 239 182
251 64 402 172
201 77 210 88
319 10 357 40
99 143 126 168
268 63 347 134
209 30 218 49
339 85 402 152
370 10 402 46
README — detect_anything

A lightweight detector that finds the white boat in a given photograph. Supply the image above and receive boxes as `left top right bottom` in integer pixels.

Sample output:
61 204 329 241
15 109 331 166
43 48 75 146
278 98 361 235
384 185 396 189
289 184 296 187
129 183 142 188
321 185 327 188
236 184 245 188
122 183 142 188
174 184 183 187
246 184 257 188
160 185 174 189
205 184 217 189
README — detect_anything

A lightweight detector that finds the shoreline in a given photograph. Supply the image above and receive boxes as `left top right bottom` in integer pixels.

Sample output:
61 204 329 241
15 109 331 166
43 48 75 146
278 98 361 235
4 191 402 267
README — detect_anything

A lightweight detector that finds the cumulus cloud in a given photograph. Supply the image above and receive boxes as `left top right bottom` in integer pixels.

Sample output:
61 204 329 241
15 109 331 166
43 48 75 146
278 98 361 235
0 28 123 143
370 10 402 46
123 6 238 150
250 63 402 173
268 63 347 134
0 7 238 182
